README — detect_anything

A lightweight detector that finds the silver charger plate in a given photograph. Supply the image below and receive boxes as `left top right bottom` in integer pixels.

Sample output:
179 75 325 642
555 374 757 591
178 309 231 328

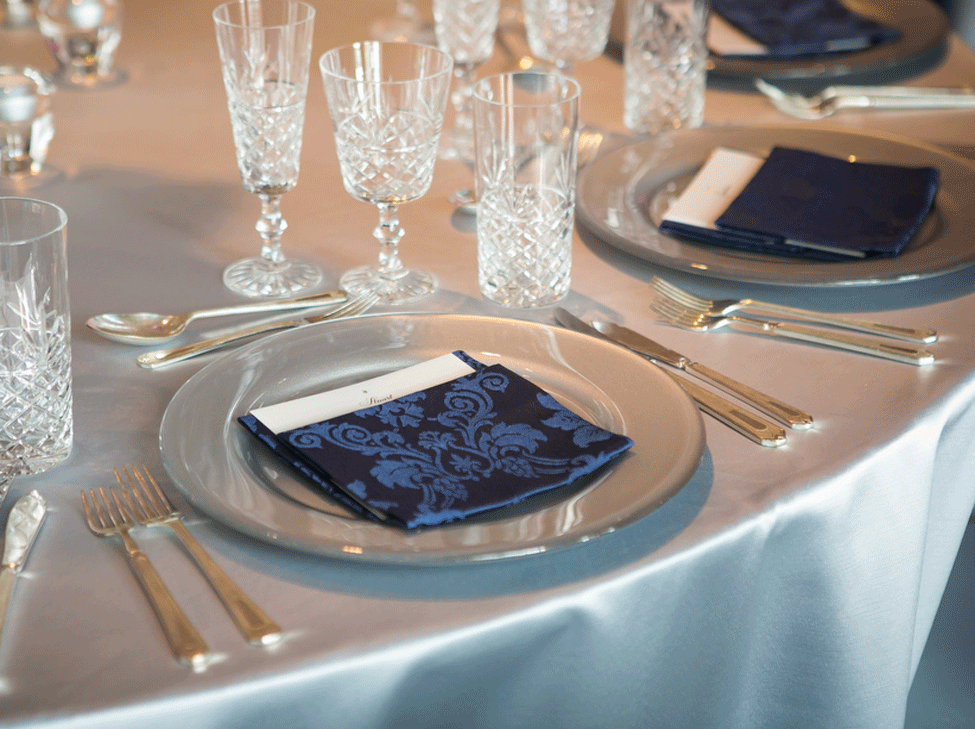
576 125 975 287
159 314 706 564
706 1 949 89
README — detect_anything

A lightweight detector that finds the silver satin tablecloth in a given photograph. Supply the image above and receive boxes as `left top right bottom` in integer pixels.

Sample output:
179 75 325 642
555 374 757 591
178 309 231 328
1 1 973 727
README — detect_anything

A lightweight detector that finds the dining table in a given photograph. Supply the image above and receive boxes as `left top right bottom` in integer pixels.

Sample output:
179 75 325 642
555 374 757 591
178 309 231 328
2 0 974 727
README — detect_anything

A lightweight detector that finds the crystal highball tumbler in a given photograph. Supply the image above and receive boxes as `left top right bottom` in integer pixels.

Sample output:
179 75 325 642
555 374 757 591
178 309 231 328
473 72 580 308
623 0 708 135
0 197 72 476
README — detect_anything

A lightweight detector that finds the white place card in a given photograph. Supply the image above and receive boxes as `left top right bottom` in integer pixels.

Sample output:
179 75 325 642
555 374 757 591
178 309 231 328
250 353 476 434
662 147 766 230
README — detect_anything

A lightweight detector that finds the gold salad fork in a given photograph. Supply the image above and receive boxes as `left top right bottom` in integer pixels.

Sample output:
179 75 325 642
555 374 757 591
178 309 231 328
649 295 934 366
82 486 209 667
116 466 281 646
650 276 937 343
138 291 380 369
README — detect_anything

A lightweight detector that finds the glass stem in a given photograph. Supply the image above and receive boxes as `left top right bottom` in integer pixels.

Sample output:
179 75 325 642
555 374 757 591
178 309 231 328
396 0 418 23
255 193 287 265
452 62 477 150
373 202 405 279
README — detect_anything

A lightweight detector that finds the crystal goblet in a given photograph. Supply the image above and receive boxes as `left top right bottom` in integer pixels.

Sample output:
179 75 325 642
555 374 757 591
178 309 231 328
319 42 453 305
37 0 124 88
432 0 499 162
213 0 322 298
521 0 615 75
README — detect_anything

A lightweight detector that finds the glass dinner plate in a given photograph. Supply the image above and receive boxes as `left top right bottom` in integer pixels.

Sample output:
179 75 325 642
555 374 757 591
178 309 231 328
576 125 975 287
159 314 705 564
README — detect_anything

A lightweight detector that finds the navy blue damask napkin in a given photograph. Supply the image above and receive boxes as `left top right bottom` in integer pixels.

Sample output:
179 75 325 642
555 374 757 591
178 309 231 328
711 0 900 57
714 146 939 260
239 352 633 529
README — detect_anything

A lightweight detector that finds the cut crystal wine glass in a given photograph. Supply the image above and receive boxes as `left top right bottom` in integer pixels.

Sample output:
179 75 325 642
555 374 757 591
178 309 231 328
521 0 615 75
213 0 322 298
319 42 453 304
432 0 499 162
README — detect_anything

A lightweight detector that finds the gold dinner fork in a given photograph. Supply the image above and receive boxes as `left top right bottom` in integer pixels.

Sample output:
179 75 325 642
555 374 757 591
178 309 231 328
82 485 209 667
649 295 934 366
115 465 281 646
650 276 937 343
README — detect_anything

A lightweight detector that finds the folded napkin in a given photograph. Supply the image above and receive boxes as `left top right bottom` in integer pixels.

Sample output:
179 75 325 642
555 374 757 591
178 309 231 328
660 146 939 260
239 351 633 529
710 0 900 58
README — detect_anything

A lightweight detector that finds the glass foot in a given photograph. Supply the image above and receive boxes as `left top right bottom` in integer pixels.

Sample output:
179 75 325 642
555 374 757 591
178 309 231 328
223 257 323 298
54 67 127 90
340 265 436 305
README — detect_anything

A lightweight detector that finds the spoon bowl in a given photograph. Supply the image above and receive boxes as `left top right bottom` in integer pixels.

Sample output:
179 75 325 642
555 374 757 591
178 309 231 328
87 289 347 345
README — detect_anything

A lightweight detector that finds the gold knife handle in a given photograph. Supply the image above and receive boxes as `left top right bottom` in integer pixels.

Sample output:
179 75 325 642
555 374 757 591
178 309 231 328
730 317 935 366
685 362 814 430
0 568 14 647
739 302 936 343
136 319 298 369
120 531 209 667
668 373 788 447
169 520 281 646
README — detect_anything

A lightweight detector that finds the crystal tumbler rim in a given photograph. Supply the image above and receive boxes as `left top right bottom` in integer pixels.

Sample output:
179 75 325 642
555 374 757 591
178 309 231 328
212 0 315 30
0 197 67 246
318 41 454 86
472 71 581 109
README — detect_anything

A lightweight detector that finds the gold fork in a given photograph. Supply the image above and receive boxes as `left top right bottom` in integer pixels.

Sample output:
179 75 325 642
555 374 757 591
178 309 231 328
82 485 209 667
650 276 936 343
649 296 934 366
137 292 380 369
116 465 281 646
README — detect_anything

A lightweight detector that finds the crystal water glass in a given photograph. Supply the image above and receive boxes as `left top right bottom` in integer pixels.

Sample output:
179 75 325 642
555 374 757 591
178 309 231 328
473 72 580 308
521 0 615 75
624 0 708 134
319 42 453 304
0 67 55 184
0 197 72 476
213 0 322 298
432 0 499 162
37 0 124 88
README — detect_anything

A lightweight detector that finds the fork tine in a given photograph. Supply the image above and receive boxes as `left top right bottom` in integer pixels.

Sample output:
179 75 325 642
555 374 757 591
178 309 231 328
108 488 133 527
139 465 175 514
94 487 115 528
81 490 100 530
650 277 711 310
116 466 152 522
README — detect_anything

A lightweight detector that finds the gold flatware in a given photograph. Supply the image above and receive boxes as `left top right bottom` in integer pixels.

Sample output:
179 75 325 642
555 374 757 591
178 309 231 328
554 308 787 447
82 485 209 667
116 466 281 646
137 292 379 369
87 289 348 345
590 320 813 430
650 276 937 343
650 296 934 366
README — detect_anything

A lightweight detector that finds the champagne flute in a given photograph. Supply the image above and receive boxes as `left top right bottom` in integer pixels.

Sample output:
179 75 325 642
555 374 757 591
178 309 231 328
521 0 615 75
213 0 322 298
319 42 453 304
432 0 499 162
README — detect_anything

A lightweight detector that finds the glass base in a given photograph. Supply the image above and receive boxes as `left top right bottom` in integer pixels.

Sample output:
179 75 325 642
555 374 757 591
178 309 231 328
54 66 127 90
1 448 70 477
340 265 436 305
223 257 324 298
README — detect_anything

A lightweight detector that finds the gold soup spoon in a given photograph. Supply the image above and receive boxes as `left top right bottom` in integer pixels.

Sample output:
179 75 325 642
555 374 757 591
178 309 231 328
86 289 347 345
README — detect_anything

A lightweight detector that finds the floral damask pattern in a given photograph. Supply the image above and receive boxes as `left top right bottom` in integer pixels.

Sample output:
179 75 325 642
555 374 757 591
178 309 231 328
274 358 632 528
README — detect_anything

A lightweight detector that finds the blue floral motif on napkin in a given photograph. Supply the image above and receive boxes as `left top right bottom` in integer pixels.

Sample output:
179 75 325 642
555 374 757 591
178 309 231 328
268 358 632 529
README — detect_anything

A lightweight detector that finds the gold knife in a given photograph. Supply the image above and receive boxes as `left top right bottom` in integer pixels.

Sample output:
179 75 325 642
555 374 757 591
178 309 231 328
553 309 787 447
591 320 814 430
